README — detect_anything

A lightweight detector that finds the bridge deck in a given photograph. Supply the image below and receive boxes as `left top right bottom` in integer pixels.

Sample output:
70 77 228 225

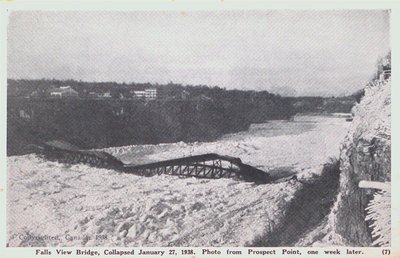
124 153 242 169
30 141 271 184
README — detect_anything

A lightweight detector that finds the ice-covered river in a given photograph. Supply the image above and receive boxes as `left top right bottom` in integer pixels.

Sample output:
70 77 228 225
108 115 349 174
7 115 350 247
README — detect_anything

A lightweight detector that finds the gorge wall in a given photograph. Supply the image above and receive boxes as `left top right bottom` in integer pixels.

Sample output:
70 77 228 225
7 97 294 156
329 78 391 246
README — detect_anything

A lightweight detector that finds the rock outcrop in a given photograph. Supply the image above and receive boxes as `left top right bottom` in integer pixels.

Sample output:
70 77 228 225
329 79 391 246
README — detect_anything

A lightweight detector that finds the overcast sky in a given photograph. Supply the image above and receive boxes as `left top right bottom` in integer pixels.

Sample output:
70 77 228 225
7 10 390 96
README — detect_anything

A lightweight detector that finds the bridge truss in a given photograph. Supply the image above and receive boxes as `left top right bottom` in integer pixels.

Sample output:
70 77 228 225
31 141 271 184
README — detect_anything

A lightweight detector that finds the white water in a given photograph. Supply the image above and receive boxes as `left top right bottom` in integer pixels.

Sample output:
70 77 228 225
7 115 350 247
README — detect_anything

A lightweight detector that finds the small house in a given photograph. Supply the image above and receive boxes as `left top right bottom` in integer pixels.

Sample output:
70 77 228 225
99 91 112 98
49 86 79 98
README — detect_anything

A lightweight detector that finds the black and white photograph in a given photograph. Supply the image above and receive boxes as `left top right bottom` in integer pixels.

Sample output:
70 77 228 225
4 7 392 250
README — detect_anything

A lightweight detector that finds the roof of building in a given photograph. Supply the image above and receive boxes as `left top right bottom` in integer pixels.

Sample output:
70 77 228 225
50 86 78 94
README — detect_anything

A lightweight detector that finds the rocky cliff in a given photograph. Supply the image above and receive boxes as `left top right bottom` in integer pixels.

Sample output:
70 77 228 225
296 77 391 247
327 78 391 246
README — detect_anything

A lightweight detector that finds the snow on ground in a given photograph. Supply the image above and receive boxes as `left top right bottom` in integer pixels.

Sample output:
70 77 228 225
7 115 349 247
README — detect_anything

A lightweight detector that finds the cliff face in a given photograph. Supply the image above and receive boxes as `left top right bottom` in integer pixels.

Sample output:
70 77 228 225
332 79 391 246
7 97 294 156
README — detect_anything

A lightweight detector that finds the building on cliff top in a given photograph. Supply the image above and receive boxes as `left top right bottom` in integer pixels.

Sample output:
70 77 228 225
49 86 79 98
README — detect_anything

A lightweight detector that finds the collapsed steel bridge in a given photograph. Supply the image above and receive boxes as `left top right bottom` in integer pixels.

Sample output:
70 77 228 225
122 153 271 183
30 141 271 184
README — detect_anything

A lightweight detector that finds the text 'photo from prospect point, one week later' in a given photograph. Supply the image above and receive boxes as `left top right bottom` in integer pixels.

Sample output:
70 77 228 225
6 10 390 247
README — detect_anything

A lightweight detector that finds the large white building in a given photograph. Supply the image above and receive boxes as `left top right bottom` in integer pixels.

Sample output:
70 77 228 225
145 89 157 100
133 89 157 100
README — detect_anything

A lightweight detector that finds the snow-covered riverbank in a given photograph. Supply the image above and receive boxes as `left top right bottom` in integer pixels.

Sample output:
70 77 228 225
7 115 350 247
